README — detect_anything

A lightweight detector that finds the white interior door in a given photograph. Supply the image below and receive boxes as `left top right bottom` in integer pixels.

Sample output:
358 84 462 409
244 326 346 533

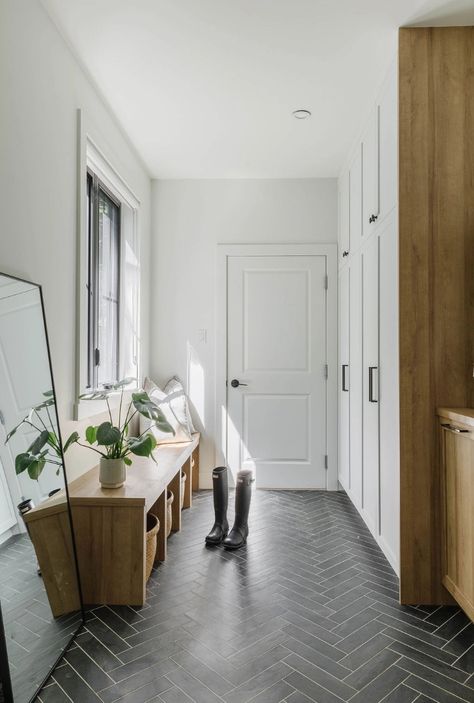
338 266 350 491
226 254 328 489
362 235 380 535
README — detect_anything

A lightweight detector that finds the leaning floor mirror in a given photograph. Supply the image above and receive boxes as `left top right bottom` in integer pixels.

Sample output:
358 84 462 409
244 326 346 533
0 273 83 702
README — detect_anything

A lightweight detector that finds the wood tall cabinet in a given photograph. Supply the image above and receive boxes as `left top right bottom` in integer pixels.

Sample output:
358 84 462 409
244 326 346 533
399 28 474 604
338 60 399 573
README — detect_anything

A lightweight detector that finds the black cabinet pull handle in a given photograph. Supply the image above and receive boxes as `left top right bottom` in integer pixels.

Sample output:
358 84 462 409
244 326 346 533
342 365 349 392
368 366 378 403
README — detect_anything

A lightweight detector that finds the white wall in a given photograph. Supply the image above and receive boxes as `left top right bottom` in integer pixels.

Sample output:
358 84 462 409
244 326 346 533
151 179 337 487
0 0 152 481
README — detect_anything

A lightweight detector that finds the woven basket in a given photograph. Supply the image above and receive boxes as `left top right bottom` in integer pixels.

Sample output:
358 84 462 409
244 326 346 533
180 471 186 510
166 490 174 538
145 513 160 581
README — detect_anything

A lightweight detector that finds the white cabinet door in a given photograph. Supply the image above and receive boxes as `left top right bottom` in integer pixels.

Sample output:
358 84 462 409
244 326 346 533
227 254 328 489
362 235 379 536
362 108 380 238
349 253 363 508
349 146 362 252
339 170 350 265
338 266 350 490
378 64 398 223
379 214 400 571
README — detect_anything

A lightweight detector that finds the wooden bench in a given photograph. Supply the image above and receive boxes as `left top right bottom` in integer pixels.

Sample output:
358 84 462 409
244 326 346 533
25 434 200 612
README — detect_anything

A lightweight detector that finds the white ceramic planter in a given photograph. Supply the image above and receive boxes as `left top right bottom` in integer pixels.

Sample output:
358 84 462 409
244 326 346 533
99 457 126 489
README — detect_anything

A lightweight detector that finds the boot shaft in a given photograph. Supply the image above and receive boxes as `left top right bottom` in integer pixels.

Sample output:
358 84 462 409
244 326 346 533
233 469 254 529
212 466 228 520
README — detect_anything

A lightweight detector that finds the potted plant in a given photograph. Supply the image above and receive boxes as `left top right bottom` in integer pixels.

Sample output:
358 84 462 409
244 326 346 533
65 379 174 488
5 390 64 482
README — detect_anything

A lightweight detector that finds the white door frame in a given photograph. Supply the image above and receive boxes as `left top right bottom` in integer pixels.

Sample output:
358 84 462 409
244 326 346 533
216 243 338 490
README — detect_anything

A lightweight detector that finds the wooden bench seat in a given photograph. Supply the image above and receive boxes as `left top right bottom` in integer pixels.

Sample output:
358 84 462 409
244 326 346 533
25 434 200 611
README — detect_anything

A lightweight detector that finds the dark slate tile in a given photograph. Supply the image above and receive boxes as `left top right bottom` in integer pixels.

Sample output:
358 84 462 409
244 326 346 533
405 674 473 703
348 665 408 703
37 682 72 703
283 652 356 700
396 656 474 701
284 671 345 703
53 662 101 702
344 646 401 689
64 645 113 691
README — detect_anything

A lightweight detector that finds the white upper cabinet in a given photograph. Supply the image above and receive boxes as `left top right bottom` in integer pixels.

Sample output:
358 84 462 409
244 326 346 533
361 107 380 238
378 63 398 223
338 170 350 265
349 145 362 251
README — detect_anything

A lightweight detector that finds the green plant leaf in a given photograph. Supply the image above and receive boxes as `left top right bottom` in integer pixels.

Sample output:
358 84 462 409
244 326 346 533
27 457 46 481
43 390 54 397
85 425 97 444
123 456 132 466
155 419 175 435
132 392 164 421
63 431 79 452
33 398 55 410
15 453 31 474
110 377 136 390
96 422 121 446
5 416 28 444
128 433 157 458
79 391 109 401
28 430 50 455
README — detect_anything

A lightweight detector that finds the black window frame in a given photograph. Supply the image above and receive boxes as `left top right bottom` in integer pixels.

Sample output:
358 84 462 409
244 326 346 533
86 170 121 391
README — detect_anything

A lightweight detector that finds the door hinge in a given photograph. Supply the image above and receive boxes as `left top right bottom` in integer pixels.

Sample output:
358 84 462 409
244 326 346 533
324 363 328 379
324 454 328 470
324 274 328 290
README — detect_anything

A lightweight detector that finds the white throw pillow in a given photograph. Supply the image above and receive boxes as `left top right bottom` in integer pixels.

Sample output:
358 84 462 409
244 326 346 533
140 378 192 444
164 376 196 434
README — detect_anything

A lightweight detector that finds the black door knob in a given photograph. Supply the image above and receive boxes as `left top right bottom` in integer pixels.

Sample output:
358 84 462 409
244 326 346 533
230 379 248 388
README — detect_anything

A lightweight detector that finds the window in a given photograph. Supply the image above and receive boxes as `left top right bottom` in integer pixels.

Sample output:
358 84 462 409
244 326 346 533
86 171 121 390
76 121 141 419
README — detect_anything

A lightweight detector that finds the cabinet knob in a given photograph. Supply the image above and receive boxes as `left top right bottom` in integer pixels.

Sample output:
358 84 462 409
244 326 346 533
369 214 378 224
342 250 349 257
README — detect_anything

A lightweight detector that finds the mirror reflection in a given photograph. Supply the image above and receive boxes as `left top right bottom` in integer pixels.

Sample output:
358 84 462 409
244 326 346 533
0 274 83 703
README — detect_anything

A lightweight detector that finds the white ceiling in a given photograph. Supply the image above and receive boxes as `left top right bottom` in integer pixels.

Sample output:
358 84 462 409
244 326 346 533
42 0 474 179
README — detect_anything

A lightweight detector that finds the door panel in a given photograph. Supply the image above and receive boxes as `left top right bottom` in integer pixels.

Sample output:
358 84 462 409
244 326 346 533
362 236 380 535
362 108 380 238
338 266 350 490
339 170 350 264
379 216 400 566
349 254 363 508
227 255 327 489
349 147 362 251
378 64 398 222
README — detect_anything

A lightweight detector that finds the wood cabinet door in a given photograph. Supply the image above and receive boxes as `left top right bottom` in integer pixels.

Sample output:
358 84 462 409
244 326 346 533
444 428 474 619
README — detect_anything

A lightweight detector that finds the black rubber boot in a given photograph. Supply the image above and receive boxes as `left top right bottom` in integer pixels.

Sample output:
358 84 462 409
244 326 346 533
223 469 254 550
205 466 229 545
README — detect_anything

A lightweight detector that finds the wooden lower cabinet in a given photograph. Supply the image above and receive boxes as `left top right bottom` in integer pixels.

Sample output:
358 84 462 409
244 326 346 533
439 410 474 621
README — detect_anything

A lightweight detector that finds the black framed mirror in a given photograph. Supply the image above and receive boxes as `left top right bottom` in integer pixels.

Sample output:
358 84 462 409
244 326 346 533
0 273 83 702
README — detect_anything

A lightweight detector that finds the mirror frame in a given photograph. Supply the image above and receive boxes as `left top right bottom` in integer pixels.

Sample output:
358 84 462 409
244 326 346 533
0 272 85 703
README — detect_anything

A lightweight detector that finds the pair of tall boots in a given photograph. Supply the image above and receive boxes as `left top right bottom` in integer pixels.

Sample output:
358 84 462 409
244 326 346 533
205 467 253 549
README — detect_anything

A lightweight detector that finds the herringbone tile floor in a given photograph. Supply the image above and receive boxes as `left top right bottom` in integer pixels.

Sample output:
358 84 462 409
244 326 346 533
38 490 474 703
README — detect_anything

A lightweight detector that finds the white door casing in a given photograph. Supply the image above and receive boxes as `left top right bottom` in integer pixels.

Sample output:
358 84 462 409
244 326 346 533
338 265 350 491
216 244 337 490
